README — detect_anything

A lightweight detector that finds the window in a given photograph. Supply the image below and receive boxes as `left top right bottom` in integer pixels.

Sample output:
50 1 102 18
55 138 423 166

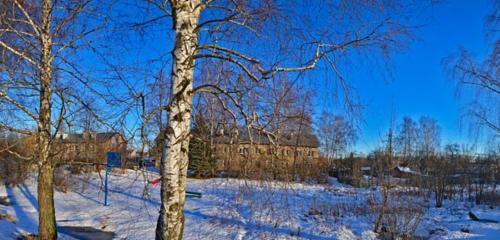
296 151 302 157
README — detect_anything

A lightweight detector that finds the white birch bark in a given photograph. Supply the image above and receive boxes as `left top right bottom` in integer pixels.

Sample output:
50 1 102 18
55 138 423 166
156 1 201 239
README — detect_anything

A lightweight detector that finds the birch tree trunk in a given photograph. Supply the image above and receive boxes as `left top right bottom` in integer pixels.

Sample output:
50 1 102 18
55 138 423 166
38 0 57 239
156 1 201 239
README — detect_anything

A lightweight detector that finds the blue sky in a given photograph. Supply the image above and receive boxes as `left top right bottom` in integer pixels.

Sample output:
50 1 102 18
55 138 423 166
315 0 493 153
97 1 494 151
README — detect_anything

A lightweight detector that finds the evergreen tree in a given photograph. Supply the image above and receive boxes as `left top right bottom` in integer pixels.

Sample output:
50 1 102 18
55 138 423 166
188 112 218 177
188 137 217 177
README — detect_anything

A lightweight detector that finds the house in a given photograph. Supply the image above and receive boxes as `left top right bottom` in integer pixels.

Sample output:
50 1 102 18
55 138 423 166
393 165 419 178
361 166 372 175
126 149 155 168
212 129 320 175
127 149 139 160
53 132 127 166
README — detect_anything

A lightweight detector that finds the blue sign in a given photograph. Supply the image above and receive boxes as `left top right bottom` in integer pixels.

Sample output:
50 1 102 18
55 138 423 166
104 152 121 206
106 152 121 167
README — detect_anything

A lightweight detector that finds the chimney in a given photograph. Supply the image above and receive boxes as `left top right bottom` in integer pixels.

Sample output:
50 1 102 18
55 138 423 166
83 131 92 140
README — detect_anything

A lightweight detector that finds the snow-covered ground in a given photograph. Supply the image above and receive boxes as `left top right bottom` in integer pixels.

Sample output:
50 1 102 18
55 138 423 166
0 170 499 239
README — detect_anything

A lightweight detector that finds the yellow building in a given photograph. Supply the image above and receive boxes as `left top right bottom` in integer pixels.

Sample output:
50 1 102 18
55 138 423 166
212 130 320 178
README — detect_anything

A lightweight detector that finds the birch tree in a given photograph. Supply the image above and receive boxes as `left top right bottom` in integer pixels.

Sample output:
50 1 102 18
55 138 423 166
318 112 356 163
416 116 441 173
0 0 112 238
446 0 499 134
396 116 417 165
138 0 428 239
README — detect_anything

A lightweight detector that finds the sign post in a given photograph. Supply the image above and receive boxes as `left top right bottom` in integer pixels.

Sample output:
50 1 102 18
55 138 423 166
104 152 121 206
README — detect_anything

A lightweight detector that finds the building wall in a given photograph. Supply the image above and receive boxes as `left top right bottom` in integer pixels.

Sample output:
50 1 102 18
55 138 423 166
213 143 320 173
98 135 127 164
54 141 98 163
54 134 127 165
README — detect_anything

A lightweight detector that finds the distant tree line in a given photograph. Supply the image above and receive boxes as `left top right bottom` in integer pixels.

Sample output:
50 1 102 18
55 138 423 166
326 115 499 209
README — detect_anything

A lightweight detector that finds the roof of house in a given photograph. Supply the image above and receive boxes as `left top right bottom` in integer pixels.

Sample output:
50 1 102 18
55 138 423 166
95 132 122 142
395 165 418 175
213 129 320 148
55 132 123 143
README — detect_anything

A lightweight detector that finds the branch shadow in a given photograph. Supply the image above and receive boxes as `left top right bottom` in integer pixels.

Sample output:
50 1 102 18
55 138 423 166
74 191 103 205
6 186 38 233
58 226 115 240
19 184 38 210
184 209 333 240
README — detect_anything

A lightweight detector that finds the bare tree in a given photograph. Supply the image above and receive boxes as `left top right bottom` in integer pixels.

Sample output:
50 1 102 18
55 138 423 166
318 112 357 164
0 1 113 238
374 113 397 233
142 68 171 167
416 116 441 173
131 0 428 238
445 0 499 134
396 116 418 166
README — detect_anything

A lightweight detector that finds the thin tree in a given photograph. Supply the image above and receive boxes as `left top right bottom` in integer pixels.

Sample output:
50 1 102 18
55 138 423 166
416 116 441 173
445 0 499 134
396 116 417 166
318 112 356 164
136 1 427 238
0 1 113 238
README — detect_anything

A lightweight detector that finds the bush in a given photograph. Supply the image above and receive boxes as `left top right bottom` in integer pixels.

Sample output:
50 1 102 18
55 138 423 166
0 136 35 186
371 189 427 239
0 156 32 187
54 166 70 193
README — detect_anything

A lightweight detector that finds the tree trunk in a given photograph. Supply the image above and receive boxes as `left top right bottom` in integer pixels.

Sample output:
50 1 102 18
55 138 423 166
38 160 56 239
38 0 57 239
156 1 201 239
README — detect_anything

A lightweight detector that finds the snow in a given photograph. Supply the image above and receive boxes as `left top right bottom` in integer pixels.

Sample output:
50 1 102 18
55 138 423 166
0 170 499 239
395 165 418 174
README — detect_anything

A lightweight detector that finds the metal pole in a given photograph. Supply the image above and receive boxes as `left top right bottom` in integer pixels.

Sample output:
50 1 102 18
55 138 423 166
104 166 109 206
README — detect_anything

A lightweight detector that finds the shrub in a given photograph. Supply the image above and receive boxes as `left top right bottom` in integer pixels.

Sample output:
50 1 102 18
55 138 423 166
0 136 35 186
54 166 70 193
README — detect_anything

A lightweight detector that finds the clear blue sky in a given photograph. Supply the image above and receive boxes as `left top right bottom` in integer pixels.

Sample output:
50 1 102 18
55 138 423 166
312 0 492 153
102 1 494 151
